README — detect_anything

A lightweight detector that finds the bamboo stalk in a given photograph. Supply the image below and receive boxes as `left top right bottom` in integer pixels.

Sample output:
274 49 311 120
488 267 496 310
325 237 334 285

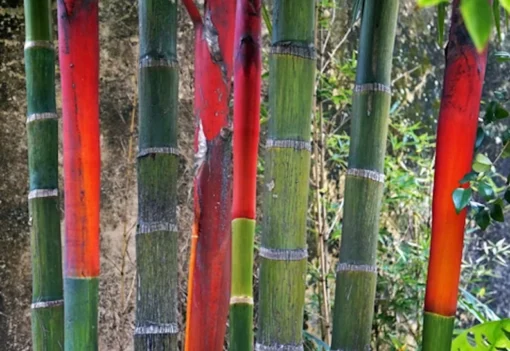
134 1 179 350
182 1 236 350
229 0 262 349
256 1 316 350
330 1 399 349
422 1 488 349
24 0 64 349
56 1 100 349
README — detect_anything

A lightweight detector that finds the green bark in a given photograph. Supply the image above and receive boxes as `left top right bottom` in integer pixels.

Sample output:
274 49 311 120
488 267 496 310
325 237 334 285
135 0 179 350
422 313 454 351
331 1 399 350
64 278 99 351
24 0 64 349
256 1 316 349
230 219 255 351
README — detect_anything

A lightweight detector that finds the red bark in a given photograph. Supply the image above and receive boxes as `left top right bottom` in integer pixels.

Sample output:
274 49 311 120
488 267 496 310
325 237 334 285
183 2 236 350
424 0 488 317
232 0 261 221
57 0 100 278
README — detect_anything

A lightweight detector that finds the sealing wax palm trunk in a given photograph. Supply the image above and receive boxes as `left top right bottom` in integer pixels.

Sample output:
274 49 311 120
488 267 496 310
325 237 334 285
229 0 261 350
134 1 179 350
182 1 236 350
24 0 64 349
256 1 316 350
422 1 488 350
330 1 398 350
57 1 100 350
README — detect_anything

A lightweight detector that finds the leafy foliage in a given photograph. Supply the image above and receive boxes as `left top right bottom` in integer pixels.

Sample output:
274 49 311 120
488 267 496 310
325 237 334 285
451 319 510 350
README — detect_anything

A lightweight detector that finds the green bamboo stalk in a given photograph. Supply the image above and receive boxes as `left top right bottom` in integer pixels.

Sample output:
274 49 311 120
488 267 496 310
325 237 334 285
24 0 64 349
256 1 316 350
422 313 454 351
134 0 179 349
330 1 399 350
230 219 256 351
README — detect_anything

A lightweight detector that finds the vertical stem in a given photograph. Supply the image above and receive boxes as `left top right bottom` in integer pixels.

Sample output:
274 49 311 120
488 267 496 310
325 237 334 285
135 0 179 350
422 1 488 349
229 0 262 350
256 1 316 350
57 1 100 350
184 1 236 350
330 1 399 349
24 0 64 349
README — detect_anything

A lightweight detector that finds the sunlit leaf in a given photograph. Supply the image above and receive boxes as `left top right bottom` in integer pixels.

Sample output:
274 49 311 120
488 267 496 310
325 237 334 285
501 0 510 13
460 0 493 53
453 188 472 213
418 0 448 7
473 153 493 172
452 319 510 350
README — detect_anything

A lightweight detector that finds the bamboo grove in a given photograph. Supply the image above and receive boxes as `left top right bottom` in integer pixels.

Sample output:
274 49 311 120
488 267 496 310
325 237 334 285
19 0 506 350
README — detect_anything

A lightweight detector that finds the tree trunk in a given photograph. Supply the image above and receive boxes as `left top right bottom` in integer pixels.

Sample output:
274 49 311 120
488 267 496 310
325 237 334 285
229 0 261 350
330 0 399 349
423 1 488 349
57 1 100 349
256 1 316 350
134 0 179 350
182 1 236 350
24 0 64 348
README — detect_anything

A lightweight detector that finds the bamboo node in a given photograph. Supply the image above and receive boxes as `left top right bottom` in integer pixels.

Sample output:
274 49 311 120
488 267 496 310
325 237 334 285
270 42 316 60
134 323 179 335
26 112 58 124
337 263 377 274
137 221 178 235
28 189 58 199
31 299 64 309
255 342 304 351
259 247 308 261
266 139 312 152
24 41 53 50
137 147 180 158
139 57 178 68
354 83 391 94
346 168 385 183
229 295 254 305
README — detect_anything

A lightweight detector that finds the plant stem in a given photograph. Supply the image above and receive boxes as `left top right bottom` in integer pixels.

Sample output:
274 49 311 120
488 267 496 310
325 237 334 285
134 0 179 349
330 0 399 349
256 1 316 349
24 0 64 348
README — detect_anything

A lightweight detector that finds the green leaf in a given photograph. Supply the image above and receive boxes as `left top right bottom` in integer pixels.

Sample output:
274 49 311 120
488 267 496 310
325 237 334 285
490 200 505 222
438 3 447 45
418 0 448 7
495 51 510 62
501 0 510 13
460 0 493 53
461 171 479 184
494 0 502 42
452 319 510 350
453 188 473 213
475 208 491 230
475 127 485 150
473 153 493 172
485 101 509 124
504 188 510 203
478 181 494 200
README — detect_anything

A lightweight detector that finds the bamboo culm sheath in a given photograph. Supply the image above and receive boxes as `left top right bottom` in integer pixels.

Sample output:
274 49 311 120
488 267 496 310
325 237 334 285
256 1 316 350
331 0 399 350
24 0 64 348
135 0 180 350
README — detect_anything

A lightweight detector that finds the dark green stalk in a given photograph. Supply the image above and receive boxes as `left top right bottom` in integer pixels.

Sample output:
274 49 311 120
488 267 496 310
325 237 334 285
422 313 454 351
24 0 64 349
134 1 179 350
330 1 399 350
256 1 316 350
